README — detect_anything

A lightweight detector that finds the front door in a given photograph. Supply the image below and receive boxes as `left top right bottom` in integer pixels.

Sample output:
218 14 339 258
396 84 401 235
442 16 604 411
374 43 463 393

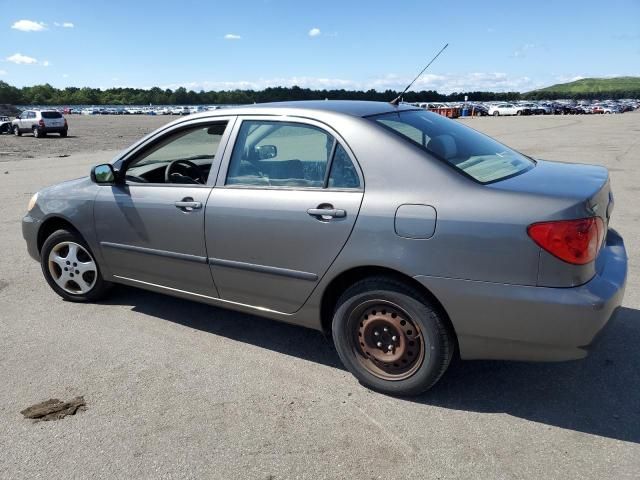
206 118 364 313
94 119 233 296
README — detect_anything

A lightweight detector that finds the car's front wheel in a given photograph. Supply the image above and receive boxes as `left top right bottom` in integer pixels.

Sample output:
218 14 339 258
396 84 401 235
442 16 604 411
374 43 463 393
332 277 455 396
13 125 21 136
41 229 112 302
60 129 68 137
492 111 499 116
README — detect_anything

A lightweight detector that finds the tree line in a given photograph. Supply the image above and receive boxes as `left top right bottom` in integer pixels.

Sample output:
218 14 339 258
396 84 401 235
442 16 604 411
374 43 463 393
0 81 637 106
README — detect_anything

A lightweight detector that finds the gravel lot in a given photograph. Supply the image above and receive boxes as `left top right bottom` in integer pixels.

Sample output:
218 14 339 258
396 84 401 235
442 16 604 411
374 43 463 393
1 113 639 479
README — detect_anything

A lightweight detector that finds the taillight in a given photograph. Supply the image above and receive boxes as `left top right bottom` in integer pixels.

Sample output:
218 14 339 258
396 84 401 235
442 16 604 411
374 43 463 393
38 119 45 127
527 217 604 265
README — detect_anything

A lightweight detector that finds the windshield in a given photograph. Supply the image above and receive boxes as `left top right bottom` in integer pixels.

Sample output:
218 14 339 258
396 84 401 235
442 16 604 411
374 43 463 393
370 110 534 183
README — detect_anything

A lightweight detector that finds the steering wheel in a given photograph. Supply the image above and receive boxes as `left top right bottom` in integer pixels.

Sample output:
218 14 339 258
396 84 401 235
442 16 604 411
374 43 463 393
165 159 206 184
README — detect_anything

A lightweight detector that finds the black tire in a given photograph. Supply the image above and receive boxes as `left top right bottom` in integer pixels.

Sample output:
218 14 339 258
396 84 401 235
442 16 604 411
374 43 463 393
33 126 44 138
492 111 499 116
332 277 455 396
14 125 21 136
60 129 68 137
40 229 112 302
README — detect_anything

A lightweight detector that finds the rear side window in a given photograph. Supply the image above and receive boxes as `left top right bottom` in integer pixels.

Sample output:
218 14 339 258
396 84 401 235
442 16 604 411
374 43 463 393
41 111 62 119
329 144 360 189
371 110 534 184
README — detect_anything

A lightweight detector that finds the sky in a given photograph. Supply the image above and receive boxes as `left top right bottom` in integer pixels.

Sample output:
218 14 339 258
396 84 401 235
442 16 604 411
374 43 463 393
1 0 639 93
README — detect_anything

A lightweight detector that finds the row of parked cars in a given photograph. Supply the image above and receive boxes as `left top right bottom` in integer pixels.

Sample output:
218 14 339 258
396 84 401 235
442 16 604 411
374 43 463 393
71 105 221 116
482 101 636 116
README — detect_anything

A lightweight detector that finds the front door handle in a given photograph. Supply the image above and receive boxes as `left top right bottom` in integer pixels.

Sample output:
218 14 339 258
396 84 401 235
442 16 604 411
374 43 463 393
175 197 202 212
307 207 346 219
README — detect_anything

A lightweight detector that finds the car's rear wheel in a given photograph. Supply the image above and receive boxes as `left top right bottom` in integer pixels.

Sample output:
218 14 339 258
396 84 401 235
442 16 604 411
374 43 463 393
493 111 499 116
41 229 111 302
332 277 455 396
32 126 43 138
60 129 68 137
13 125 21 136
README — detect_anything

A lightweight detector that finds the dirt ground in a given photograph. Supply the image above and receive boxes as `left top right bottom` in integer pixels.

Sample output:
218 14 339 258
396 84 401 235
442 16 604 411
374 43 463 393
1 111 639 479
0 115 168 159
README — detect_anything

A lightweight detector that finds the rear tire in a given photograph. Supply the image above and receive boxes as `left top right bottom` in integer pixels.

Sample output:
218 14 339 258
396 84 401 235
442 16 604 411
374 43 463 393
13 125 21 136
40 229 112 302
60 129 68 137
32 127 43 138
493 111 499 116
332 277 455 396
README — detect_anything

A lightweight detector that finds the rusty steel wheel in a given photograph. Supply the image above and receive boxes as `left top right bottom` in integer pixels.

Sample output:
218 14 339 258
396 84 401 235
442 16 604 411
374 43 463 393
351 301 425 380
332 277 455 396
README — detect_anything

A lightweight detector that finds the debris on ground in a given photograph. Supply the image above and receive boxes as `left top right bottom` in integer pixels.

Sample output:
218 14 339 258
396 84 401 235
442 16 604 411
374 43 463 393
20 396 86 422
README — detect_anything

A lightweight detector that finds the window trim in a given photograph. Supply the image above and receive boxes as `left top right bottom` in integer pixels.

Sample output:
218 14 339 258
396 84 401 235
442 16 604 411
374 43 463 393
218 115 364 192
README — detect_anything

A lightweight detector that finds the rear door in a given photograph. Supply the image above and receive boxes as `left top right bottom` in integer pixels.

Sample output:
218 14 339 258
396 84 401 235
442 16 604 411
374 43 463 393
205 117 364 313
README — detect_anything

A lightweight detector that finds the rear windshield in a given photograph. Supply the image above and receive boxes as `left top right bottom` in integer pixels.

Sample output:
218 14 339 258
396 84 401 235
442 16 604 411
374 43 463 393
369 110 534 183
41 111 62 119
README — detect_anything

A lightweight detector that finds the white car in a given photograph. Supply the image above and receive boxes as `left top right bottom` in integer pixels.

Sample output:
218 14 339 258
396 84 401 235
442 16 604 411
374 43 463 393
171 106 191 115
12 110 68 137
488 103 529 116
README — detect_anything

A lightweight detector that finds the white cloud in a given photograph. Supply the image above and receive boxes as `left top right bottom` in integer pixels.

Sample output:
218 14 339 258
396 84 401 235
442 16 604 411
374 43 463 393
511 43 537 58
308 27 321 37
42 60 50 67
159 72 541 94
0 70 7 76
6 53 38 65
54 21 74 28
224 33 241 40
11 19 47 32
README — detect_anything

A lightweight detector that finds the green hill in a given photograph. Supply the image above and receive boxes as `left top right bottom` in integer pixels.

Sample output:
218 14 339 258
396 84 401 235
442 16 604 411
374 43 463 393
526 77 640 99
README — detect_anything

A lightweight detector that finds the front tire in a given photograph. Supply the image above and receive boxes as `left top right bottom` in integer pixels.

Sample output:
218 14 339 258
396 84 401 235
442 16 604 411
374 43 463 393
492 111 499 116
60 129 68 137
332 277 455 396
13 125 21 136
40 229 112 302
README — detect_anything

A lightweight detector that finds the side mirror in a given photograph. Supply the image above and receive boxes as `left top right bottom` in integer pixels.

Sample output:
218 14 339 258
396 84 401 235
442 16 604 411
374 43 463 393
91 164 117 184
255 144 277 160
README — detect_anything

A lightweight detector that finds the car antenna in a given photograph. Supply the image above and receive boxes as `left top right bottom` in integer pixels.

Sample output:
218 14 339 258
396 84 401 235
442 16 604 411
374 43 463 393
390 43 449 106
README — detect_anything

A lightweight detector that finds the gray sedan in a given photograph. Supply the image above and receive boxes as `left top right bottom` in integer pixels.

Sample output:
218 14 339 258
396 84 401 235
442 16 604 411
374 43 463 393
22 101 627 395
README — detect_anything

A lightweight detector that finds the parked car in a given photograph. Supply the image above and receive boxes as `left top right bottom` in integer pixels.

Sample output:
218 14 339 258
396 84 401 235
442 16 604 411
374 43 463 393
171 106 191 115
12 110 68 137
487 103 530 116
0 115 12 134
518 103 547 115
22 101 627 395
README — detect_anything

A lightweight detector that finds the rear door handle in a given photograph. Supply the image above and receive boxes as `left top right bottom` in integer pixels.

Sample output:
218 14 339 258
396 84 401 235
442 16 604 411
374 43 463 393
307 208 346 219
175 198 202 211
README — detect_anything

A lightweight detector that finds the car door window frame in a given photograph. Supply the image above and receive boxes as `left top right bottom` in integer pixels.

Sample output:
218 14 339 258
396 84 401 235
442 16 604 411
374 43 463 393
113 116 237 188
217 115 364 192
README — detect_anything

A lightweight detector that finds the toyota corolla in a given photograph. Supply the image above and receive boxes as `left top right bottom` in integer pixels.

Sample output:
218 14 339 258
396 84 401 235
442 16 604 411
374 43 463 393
23 101 627 395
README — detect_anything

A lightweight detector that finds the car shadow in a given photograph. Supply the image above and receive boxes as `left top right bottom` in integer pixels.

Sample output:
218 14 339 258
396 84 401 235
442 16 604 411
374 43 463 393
103 286 640 443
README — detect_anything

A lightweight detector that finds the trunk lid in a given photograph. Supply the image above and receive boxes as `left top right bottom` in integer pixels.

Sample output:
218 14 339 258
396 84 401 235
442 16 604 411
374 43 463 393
488 159 613 287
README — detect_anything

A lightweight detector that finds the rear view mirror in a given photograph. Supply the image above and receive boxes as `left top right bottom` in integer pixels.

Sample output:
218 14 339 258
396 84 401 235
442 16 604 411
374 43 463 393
91 164 116 184
255 144 277 160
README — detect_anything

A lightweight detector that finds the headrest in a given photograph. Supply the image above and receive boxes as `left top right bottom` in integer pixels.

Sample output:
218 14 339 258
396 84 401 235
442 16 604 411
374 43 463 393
428 135 457 160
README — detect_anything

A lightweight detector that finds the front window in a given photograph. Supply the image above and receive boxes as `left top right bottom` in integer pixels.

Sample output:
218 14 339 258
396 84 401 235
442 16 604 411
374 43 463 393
370 110 534 183
125 123 227 184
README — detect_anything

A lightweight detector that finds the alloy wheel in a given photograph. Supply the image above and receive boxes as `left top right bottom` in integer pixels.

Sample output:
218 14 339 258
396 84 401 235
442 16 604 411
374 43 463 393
47 241 97 294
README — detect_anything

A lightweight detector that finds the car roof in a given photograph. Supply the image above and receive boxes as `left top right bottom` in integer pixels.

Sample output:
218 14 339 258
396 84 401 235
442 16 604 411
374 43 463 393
187 100 417 120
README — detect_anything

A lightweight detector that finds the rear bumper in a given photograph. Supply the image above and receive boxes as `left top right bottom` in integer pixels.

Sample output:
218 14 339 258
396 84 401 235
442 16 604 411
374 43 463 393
415 229 627 361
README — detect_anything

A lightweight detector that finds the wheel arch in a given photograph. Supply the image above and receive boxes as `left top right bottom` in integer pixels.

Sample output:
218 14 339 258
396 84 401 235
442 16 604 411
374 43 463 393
37 216 84 254
320 265 458 352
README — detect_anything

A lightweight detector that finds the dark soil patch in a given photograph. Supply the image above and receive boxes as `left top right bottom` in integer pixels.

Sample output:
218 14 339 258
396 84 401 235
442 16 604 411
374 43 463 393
21 396 86 422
